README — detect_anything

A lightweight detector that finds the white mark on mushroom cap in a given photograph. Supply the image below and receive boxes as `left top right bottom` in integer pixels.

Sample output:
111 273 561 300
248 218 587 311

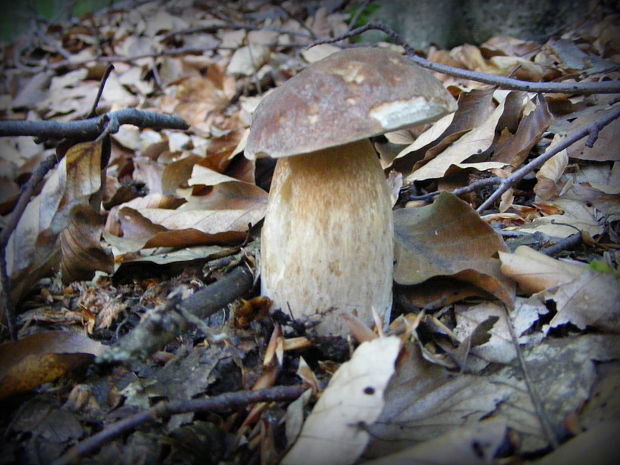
370 97 447 130
331 63 366 84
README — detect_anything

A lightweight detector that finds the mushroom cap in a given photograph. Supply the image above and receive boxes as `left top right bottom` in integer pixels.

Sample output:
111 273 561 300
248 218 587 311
245 47 457 160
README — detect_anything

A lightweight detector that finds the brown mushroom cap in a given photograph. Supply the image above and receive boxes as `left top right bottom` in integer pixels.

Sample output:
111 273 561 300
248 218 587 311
245 47 457 160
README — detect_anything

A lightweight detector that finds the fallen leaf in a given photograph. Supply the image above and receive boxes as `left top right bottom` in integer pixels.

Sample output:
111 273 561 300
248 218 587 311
394 193 515 307
360 417 507 465
547 269 620 333
406 97 505 182
5 141 104 305
492 94 553 167
364 342 512 458
0 331 106 399
534 149 569 200
60 205 114 283
492 334 620 452
499 246 585 294
282 336 401 465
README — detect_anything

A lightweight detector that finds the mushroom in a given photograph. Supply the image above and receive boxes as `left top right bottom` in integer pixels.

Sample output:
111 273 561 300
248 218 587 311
245 47 456 336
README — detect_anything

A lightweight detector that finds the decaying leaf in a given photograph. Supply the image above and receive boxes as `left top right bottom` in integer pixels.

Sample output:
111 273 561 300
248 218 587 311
360 417 507 465
282 337 402 465
405 98 506 182
547 269 620 333
492 334 620 452
5 141 105 305
0 331 106 399
394 192 515 307
364 342 512 458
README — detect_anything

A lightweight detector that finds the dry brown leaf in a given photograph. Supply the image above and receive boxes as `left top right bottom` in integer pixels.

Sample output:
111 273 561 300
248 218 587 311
399 277 490 309
499 246 585 294
60 205 114 283
396 88 495 174
360 417 507 465
406 97 506 182
364 342 512 458
492 94 553 167
226 44 271 76
282 337 401 465
5 141 104 305
515 198 603 238
0 331 105 399
547 269 620 333
534 149 569 200
394 193 515 307
562 105 620 161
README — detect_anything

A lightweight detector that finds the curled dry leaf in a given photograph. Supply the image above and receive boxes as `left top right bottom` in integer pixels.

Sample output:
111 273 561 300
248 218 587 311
394 88 495 173
282 337 401 465
492 94 554 167
0 331 105 400
60 204 114 283
5 141 104 305
534 149 569 200
406 97 506 182
394 192 515 307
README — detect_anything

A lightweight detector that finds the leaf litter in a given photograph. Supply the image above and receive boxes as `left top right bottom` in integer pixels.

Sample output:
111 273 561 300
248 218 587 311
0 1 619 464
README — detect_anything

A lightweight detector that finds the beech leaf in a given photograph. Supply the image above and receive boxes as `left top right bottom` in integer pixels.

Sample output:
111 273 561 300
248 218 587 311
394 192 515 307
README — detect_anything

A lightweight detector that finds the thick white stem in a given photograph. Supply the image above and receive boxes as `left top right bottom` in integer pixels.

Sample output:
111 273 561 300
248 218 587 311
260 139 394 336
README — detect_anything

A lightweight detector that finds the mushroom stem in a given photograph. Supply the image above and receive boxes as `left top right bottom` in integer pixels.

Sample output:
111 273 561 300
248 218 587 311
261 139 393 336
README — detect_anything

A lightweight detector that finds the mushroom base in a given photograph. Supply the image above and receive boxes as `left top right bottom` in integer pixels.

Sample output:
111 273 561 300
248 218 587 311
260 139 394 336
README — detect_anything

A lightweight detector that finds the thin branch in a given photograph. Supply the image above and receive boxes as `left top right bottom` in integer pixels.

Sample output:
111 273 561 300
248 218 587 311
162 22 314 42
541 232 583 255
309 23 620 94
402 176 502 202
97 264 255 363
477 103 620 212
0 109 189 139
276 5 318 40
51 385 306 465
87 64 115 118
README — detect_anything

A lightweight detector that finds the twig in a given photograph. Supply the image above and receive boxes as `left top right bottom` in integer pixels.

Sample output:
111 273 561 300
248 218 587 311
541 232 582 255
309 23 620 94
162 22 314 42
0 108 189 139
51 385 306 465
0 153 60 339
87 64 114 118
402 176 502 202
97 265 255 363
477 103 620 212
347 0 372 32
276 4 318 40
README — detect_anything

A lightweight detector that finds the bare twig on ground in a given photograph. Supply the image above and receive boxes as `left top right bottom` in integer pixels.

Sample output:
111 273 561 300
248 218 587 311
309 23 620 94
477 103 620 212
51 385 306 465
97 264 255 363
541 232 583 255
0 109 188 139
401 176 502 202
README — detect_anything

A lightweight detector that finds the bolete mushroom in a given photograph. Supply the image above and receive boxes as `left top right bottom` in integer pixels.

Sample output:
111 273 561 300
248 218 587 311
245 47 456 336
